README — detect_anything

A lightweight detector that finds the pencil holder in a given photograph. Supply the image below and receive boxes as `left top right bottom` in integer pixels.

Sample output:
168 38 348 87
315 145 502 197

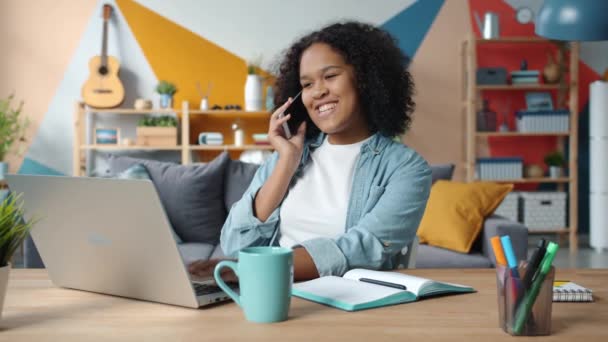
496 263 555 336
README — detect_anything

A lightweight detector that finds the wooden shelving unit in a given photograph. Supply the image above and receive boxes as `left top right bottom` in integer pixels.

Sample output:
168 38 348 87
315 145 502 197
462 35 580 249
73 101 272 175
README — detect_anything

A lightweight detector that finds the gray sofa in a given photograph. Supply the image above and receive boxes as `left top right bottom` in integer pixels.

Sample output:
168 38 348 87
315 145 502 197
23 155 527 269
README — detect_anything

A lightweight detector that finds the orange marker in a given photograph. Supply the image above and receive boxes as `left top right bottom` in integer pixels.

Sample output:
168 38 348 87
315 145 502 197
491 236 507 266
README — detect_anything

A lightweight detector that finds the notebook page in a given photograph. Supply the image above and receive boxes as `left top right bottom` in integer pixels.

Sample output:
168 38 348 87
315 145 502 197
343 269 431 295
293 276 404 306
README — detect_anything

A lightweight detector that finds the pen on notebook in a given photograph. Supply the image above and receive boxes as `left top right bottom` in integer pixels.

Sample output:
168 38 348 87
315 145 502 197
522 239 546 291
490 236 507 266
513 242 558 334
359 278 407 290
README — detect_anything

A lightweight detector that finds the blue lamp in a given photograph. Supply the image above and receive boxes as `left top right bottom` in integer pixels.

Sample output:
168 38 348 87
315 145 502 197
535 0 608 41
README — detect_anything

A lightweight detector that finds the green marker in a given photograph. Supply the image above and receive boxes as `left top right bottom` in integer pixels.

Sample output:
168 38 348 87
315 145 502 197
512 242 559 334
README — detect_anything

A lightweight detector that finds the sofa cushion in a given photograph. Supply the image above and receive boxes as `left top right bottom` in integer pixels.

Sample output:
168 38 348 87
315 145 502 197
108 152 230 244
416 244 492 268
430 164 455 184
416 180 513 253
224 159 259 212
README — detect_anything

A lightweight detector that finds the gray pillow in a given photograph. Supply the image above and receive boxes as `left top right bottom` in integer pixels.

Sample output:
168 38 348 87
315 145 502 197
224 159 260 212
430 164 455 184
107 152 230 244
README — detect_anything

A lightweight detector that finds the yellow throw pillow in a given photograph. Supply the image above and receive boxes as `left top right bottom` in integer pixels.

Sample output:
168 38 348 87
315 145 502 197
416 180 513 253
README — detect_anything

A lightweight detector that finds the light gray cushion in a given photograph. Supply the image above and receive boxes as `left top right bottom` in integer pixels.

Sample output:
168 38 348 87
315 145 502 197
224 159 259 212
430 163 455 184
416 244 492 268
108 152 230 244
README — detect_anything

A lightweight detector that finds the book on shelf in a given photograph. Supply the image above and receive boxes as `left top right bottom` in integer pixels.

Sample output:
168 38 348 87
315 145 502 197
292 269 475 311
553 281 593 302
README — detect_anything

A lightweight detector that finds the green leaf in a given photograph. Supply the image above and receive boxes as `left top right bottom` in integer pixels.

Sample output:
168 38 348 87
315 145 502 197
0 193 38 267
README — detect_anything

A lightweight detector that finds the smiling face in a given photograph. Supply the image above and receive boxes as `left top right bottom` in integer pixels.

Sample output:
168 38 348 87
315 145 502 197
299 43 370 144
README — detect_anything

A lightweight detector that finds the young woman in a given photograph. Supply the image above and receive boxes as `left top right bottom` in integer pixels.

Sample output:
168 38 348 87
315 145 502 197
189 21 432 281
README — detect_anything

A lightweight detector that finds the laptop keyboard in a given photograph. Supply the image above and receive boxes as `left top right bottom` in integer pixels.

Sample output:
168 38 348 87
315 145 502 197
193 282 239 296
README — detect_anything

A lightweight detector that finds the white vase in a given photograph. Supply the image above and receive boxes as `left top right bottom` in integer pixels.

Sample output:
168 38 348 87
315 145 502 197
0 263 10 319
549 166 562 178
244 75 263 111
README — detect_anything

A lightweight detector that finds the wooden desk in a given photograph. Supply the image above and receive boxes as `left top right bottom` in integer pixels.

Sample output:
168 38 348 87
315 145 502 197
0 269 606 341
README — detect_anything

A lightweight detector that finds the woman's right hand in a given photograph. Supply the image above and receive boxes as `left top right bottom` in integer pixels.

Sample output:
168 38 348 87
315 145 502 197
268 98 307 169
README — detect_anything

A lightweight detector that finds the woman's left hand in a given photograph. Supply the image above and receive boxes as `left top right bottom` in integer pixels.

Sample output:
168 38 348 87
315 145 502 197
188 259 238 283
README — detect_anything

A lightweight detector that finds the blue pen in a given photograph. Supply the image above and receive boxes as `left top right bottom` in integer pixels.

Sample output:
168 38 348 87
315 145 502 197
501 235 523 315
500 236 520 278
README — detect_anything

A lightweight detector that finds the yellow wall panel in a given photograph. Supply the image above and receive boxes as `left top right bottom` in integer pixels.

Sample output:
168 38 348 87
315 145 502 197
116 0 272 109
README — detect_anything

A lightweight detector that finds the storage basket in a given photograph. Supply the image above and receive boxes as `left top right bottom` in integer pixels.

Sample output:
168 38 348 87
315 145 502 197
476 157 523 180
520 192 567 230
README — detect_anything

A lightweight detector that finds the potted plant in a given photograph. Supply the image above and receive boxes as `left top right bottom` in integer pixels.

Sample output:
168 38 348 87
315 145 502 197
155 81 177 109
0 95 29 179
136 115 178 146
0 193 36 318
244 56 263 111
544 151 565 178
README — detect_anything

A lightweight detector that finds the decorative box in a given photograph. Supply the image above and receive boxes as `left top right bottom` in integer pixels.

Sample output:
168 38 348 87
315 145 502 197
136 127 178 146
476 157 523 180
520 192 567 230
477 67 507 85
516 110 569 133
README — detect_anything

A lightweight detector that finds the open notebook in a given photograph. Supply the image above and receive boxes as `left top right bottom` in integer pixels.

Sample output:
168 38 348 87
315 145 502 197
292 269 475 311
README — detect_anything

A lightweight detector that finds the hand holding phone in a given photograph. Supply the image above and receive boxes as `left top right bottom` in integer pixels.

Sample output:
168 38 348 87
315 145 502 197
277 90 305 139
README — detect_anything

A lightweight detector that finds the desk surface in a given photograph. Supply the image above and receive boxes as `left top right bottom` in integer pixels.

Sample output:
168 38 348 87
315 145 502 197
0 269 606 341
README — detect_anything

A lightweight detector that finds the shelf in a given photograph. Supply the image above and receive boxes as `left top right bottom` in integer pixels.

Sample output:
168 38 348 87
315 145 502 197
528 228 570 234
476 132 570 137
85 108 179 114
486 178 571 184
475 37 557 44
80 145 182 151
476 84 564 90
188 110 270 117
189 144 273 151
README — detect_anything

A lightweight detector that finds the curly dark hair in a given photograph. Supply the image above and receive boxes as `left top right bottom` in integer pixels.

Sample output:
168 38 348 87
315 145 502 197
273 21 415 138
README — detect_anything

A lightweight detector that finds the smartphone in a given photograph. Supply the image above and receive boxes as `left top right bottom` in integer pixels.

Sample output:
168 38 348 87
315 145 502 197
278 90 307 138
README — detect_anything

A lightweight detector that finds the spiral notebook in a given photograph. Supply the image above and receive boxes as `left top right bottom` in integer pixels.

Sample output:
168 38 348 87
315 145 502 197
553 281 593 302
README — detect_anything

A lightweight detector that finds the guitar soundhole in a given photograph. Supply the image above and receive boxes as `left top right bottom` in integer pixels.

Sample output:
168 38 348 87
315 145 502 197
98 66 109 75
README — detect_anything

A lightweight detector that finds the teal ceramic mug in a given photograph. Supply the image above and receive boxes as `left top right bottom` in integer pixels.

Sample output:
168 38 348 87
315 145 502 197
214 247 293 323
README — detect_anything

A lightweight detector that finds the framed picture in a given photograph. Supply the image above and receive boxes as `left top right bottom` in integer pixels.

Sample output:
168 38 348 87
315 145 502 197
95 127 120 145
525 92 553 111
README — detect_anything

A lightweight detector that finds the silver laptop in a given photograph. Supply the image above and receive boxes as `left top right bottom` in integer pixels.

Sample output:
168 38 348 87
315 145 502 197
7 174 236 308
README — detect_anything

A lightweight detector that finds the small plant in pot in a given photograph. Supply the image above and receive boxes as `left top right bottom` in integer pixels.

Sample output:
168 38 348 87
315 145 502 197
155 81 177 109
544 151 565 178
0 94 29 179
0 193 37 318
136 115 178 146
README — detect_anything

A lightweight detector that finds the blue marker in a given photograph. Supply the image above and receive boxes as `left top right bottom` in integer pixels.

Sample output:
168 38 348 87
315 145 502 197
500 235 520 278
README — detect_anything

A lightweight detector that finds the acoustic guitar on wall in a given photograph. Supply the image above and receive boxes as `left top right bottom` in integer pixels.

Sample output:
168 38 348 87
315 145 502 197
82 4 125 108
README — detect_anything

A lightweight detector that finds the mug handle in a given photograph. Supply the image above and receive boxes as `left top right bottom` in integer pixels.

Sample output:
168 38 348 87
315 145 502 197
214 260 241 306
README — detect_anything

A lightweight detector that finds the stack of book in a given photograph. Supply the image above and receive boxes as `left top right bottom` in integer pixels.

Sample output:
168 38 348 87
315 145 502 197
252 133 270 145
510 70 540 85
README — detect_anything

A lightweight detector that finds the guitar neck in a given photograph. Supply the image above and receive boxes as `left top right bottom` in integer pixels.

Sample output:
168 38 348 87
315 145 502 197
101 19 108 67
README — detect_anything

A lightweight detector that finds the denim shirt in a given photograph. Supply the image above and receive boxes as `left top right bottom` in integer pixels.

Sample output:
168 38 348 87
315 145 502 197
220 132 432 276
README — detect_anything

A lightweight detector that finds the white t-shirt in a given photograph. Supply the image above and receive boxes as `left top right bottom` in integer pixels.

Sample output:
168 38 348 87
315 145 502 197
279 136 371 248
